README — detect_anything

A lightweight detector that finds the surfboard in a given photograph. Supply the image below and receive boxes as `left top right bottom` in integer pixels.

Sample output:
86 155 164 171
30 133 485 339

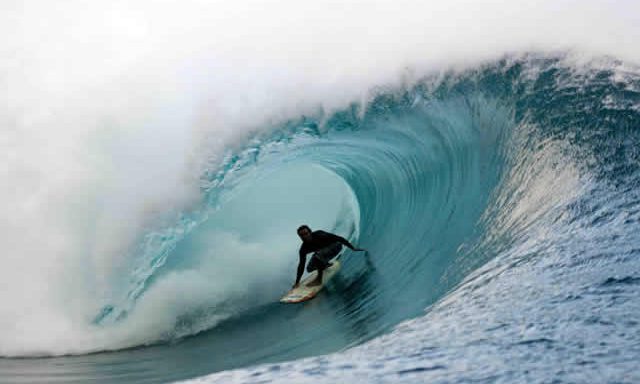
280 260 341 303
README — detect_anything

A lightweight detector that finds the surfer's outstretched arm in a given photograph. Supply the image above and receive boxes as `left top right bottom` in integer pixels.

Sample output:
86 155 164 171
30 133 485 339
330 234 366 252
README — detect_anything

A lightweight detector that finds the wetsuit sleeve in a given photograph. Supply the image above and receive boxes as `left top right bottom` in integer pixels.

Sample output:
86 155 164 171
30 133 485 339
295 247 308 285
327 233 356 250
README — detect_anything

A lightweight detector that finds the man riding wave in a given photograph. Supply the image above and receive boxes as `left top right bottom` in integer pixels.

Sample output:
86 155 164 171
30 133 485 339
293 225 365 288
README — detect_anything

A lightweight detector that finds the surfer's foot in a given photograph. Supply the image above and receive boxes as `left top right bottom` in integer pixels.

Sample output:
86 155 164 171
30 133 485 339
307 278 322 287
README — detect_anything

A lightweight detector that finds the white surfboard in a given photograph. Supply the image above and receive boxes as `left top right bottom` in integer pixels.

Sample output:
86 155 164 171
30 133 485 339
280 260 341 303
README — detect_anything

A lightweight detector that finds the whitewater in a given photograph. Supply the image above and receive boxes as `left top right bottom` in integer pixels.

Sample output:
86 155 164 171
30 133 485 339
1 1 640 383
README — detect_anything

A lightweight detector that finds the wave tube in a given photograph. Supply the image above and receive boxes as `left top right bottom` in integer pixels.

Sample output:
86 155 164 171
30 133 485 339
82 88 512 359
1 54 639 384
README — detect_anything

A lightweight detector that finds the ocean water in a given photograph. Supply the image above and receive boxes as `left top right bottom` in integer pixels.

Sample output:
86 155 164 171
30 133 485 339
2 2 640 384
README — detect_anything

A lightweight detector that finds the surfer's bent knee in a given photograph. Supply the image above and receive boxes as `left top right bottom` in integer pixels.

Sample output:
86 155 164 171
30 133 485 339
307 242 341 272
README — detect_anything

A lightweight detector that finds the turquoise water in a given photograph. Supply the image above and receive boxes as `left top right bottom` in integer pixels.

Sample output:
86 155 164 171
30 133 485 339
2 55 640 384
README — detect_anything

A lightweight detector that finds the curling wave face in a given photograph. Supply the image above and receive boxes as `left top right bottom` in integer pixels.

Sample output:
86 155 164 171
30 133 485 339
93 80 513 348
1 54 640 384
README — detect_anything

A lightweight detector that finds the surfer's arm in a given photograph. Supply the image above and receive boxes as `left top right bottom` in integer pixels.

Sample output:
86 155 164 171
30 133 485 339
330 233 365 251
294 250 307 286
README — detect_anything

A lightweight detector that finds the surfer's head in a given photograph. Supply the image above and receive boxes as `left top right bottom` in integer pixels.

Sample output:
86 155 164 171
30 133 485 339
297 225 312 242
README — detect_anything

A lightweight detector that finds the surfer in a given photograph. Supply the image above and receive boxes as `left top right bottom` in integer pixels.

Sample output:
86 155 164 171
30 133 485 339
293 225 365 288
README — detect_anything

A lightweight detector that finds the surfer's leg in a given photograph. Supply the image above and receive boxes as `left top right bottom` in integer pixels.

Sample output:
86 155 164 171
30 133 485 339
306 255 324 286
306 256 319 273
318 243 342 262
307 267 324 287
307 243 341 287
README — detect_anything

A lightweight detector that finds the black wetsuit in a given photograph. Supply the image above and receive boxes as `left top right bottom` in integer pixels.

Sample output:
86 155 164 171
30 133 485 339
296 230 355 285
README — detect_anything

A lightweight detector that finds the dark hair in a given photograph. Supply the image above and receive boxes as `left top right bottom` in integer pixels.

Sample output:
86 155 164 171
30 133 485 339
297 225 311 233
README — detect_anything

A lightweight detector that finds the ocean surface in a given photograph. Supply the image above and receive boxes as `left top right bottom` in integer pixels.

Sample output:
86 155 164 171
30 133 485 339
2 2 640 383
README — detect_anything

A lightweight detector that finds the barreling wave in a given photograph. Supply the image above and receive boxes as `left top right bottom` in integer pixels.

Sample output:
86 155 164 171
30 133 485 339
82 52 640 359
93 65 514 333
4 53 638 365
